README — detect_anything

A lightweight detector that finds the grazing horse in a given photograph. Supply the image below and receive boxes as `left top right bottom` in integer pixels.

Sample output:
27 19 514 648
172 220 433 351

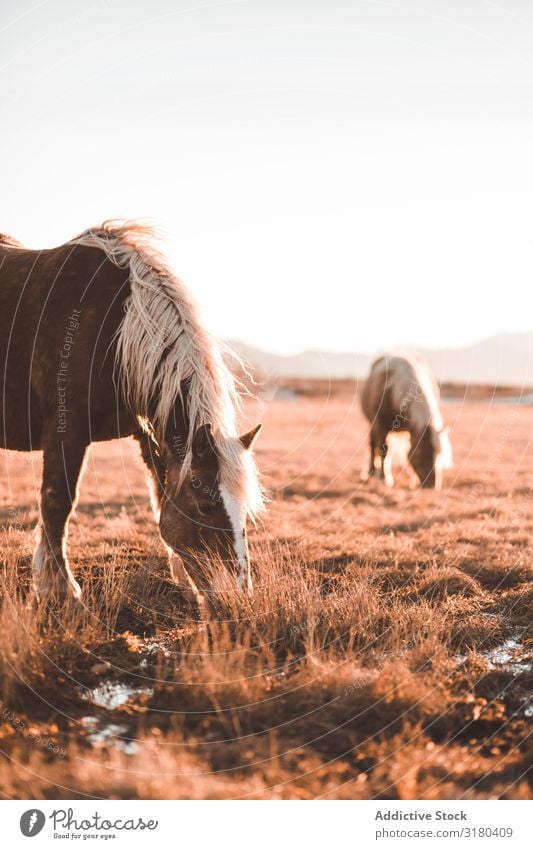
0 222 264 600
360 353 452 489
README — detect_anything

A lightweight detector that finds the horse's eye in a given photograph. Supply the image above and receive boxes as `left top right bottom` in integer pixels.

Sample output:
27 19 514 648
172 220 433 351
197 501 216 519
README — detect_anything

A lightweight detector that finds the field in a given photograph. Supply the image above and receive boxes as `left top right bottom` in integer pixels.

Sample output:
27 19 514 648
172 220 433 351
0 383 531 799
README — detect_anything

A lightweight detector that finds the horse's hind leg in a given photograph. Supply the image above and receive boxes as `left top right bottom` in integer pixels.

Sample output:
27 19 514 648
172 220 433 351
32 434 87 601
365 423 392 485
361 430 377 482
374 429 395 487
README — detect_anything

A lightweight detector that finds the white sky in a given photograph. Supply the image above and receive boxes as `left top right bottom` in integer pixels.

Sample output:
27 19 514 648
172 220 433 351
2 0 533 355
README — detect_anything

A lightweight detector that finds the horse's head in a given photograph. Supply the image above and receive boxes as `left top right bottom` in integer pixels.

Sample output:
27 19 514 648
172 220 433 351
159 422 262 595
409 425 452 489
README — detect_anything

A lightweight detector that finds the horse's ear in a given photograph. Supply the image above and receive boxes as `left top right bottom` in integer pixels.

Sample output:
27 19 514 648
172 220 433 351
192 423 216 461
239 423 262 450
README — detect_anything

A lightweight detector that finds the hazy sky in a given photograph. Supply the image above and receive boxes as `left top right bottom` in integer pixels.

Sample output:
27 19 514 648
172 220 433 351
2 0 533 354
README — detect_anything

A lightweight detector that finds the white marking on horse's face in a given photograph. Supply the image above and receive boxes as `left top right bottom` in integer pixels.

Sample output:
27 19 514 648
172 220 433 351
219 484 252 591
146 472 161 522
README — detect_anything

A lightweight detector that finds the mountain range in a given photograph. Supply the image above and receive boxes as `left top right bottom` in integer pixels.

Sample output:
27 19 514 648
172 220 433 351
229 332 533 387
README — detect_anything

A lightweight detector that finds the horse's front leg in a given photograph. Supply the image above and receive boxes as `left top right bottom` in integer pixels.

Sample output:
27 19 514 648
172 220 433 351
32 433 87 601
377 434 395 487
382 446 394 487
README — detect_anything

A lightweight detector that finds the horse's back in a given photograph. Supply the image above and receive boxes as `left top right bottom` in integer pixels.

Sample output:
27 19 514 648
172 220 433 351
0 241 131 449
361 354 410 420
360 358 389 422
361 353 436 432
0 240 128 302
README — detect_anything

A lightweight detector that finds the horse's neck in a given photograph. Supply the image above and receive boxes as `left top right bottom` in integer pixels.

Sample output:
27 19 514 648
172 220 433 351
408 392 433 437
159 387 191 463
406 362 442 432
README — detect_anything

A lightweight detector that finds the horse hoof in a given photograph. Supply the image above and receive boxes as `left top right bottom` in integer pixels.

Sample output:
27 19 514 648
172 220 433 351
32 573 82 603
67 576 82 600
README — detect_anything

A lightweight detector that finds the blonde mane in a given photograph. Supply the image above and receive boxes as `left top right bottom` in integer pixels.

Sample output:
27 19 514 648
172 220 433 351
69 221 264 517
401 352 444 431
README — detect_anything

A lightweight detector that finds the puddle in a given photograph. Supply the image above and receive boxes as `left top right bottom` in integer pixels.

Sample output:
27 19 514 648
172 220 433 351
494 393 533 406
80 680 154 755
456 633 532 676
456 635 532 721
142 640 171 659
444 394 533 406
480 638 533 676
81 716 137 754
82 681 153 710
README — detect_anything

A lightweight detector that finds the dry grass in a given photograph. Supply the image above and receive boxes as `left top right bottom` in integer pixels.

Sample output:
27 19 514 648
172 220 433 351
0 389 531 799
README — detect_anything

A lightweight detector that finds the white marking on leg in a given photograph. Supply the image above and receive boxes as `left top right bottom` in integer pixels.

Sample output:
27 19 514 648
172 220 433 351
383 453 394 488
32 528 47 581
32 525 81 599
220 485 251 591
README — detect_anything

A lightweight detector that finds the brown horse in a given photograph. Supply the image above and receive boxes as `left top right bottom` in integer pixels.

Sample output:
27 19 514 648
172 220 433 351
0 222 263 601
360 353 452 489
